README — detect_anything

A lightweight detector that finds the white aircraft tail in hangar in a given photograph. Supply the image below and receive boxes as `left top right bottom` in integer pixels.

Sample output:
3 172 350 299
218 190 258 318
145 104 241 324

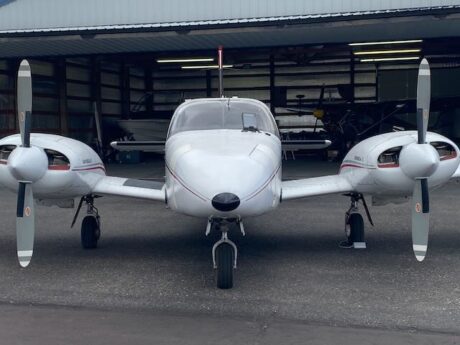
0 59 459 288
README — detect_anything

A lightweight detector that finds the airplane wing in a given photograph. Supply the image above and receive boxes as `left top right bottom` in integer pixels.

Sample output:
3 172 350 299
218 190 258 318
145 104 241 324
282 174 353 201
281 139 331 151
111 139 331 152
92 176 166 202
111 141 165 153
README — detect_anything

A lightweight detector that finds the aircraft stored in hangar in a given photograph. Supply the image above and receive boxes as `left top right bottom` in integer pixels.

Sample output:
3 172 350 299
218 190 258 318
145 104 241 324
0 59 458 289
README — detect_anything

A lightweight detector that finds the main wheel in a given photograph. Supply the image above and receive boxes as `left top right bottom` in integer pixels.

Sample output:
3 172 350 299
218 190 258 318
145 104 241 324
348 213 365 244
81 216 99 249
216 242 234 289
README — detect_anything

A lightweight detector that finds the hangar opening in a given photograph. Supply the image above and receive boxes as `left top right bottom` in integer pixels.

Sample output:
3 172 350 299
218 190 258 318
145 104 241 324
0 1 460 160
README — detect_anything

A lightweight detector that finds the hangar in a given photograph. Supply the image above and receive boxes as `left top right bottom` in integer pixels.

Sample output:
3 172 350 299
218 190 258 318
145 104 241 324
0 0 460 152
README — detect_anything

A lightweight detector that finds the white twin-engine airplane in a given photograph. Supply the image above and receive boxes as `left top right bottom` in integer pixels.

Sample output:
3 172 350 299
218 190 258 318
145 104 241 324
0 59 459 289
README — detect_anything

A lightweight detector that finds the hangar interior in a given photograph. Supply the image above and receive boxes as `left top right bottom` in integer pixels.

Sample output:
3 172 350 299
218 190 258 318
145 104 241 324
1 1 460 154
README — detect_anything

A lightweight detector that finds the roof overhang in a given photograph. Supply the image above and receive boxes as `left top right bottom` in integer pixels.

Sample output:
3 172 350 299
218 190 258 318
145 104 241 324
0 7 459 58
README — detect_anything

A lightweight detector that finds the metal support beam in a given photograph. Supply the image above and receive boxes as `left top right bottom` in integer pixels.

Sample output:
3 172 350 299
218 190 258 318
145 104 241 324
350 51 355 105
269 54 275 113
57 58 68 136
91 56 102 122
11 59 20 133
206 70 212 97
120 60 130 119
144 61 153 117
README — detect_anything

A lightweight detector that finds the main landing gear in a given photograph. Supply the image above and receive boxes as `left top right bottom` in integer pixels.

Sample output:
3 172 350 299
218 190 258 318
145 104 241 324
340 193 373 249
72 195 101 249
208 218 244 289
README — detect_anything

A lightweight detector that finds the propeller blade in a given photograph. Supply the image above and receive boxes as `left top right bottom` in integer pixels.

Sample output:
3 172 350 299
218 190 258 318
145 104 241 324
17 60 32 148
318 84 325 108
411 179 429 262
416 58 430 144
16 182 35 267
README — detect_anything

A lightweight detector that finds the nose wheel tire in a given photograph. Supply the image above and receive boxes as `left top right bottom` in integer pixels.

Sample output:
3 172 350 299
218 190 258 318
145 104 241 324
216 242 234 289
81 216 100 249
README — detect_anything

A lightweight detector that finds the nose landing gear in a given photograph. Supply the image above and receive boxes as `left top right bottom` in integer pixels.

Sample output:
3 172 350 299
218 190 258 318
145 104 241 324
209 219 243 289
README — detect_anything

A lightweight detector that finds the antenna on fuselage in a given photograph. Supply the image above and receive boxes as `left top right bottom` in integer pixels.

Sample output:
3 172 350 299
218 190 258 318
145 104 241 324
218 45 224 98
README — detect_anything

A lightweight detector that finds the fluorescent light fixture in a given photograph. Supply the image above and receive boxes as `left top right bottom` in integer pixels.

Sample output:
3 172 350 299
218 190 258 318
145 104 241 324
181 65 233 69
157 58 214 63
349 39 423 46
354 49 421 56
360 56 420 62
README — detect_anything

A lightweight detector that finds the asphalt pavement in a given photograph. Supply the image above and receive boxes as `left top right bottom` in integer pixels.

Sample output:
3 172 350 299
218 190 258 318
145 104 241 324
0 157 459 344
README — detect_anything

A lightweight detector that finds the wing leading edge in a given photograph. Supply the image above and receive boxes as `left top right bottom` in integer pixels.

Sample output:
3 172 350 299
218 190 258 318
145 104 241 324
282 175 353 201
92 176 166 202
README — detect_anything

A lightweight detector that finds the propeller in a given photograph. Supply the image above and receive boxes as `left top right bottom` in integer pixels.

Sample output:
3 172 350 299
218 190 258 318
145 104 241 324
411 58 432 262
8 60 48 267
399 58 438 262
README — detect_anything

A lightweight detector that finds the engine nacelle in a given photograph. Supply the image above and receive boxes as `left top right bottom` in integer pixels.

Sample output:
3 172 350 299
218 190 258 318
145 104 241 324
0 133 105 199
341 131 460 196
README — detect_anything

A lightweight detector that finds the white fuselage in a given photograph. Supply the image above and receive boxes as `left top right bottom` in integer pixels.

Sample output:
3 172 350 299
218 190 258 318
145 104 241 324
164 129 282 218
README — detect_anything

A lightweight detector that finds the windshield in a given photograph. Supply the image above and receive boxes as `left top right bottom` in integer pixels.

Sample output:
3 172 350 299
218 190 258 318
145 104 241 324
168 99 278 137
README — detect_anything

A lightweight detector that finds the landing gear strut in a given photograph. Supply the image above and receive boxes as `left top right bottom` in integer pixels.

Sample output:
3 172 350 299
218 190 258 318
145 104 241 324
340 193 373 249
209 219 242 289
72 195 101 249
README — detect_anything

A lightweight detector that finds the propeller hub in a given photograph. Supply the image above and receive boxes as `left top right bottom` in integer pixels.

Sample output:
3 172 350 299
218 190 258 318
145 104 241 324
8 146 48 182
399 143 439 179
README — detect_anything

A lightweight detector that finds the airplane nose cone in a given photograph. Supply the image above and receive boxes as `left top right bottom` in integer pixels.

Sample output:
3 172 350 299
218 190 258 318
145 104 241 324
212 193 240 212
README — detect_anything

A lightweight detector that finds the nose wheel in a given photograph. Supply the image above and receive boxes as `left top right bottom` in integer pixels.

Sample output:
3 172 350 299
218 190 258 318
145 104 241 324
210 220 240 289
215 242 235 289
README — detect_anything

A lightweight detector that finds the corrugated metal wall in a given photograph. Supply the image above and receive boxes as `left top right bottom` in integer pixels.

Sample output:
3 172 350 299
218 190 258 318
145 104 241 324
0 0 458 31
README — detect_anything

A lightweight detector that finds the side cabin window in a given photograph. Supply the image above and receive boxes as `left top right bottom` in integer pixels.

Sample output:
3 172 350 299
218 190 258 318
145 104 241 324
0 145 16 162
168 99 279 137
430 141 457 160
45 149 70 170
377 146 402 168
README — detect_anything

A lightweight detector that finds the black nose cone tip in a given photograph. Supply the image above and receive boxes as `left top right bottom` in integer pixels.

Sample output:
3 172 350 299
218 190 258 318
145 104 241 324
212 193 240 212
